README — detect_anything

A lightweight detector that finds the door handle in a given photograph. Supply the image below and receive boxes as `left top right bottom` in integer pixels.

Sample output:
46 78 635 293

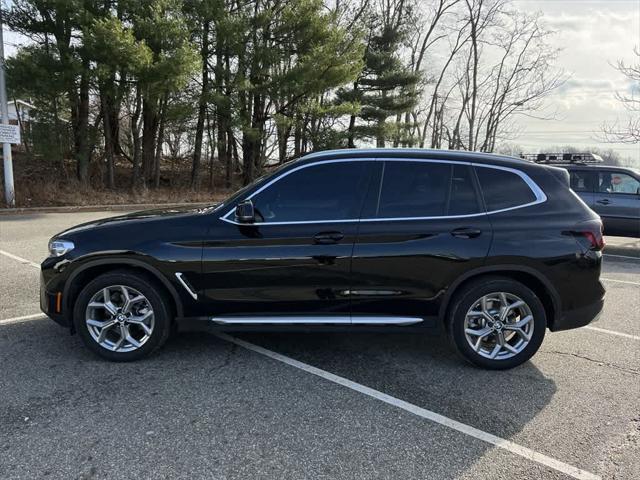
450 227 482 239
314 231 344 244
596 199 611 205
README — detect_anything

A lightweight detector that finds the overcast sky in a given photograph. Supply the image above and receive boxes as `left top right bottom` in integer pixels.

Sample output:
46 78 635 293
2 0 639 162
509 0 639 162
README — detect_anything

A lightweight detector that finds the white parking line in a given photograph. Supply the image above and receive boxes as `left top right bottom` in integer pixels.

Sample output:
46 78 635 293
0 249 40 269
604 253 640 261
601 277 640 286
215 333 600 480
0 313 46 325
584 326 640 341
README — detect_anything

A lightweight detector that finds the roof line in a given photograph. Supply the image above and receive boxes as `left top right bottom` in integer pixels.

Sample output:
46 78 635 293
301 148 529 163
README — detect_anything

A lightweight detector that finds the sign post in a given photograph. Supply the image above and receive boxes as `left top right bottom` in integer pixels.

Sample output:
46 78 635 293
0 10 15 208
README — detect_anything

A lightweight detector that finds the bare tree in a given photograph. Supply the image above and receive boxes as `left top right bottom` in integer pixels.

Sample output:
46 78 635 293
445 5 564 151
401 0 463 147
602 47 640 144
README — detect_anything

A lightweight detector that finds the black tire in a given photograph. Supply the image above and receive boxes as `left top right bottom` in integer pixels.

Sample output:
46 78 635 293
73 270 172 361
447 276 546 370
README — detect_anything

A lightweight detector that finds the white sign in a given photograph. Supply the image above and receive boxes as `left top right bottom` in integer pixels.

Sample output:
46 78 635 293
0 124 20 144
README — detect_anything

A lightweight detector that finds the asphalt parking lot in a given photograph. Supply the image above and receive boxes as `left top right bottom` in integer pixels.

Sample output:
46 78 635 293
1 211 638 480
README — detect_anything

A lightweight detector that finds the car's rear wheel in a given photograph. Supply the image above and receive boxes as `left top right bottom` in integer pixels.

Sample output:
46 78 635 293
73 271 172 361
447 277 546 369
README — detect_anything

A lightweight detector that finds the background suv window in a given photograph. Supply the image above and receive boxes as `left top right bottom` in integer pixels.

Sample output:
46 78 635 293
476 167 537 212
569 170 596 192
375 161 481 218
597 171 640 194
251 161 370 222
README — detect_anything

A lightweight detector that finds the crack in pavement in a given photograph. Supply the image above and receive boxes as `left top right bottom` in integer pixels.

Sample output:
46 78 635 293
542 350 640 376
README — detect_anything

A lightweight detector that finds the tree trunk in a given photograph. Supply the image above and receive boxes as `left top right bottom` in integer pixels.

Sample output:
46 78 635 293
101 88 115 189
191 20 210 189
206 109 216 191
393 113 402 147
131 85 143 190
154 95 167 188
242 92 265 185
229 129 238 176
293 113 302 157
75 67 91 184
141 96 159 185
347 81 358 148
217 120 229 188
468 7 479 151
277 122 291 163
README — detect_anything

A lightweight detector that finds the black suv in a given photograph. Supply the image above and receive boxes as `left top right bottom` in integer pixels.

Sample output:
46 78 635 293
41 149 605 369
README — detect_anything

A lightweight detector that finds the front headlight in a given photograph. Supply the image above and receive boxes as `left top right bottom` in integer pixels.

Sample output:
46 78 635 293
49 239 75 257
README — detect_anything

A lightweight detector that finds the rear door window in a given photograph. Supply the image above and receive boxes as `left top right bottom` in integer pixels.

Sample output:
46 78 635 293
372 161 481 218
448 164 481 215
475 166 538 212
569 170 596 192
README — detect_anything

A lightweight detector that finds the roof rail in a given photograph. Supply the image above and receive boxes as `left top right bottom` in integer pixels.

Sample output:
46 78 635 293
520 152 603 164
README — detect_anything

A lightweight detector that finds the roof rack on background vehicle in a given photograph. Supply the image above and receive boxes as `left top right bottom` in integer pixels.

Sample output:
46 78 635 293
520 152 604 164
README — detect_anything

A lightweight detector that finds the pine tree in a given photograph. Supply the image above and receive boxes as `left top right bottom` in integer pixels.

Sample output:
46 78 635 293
337 6 421 148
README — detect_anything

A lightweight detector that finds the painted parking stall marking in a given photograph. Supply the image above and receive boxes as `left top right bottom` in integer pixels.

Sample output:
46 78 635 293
0 248 40 268
604 254 640 261
601 277 640 286
0 313 46 325
584 326 640 341
216 333 601 480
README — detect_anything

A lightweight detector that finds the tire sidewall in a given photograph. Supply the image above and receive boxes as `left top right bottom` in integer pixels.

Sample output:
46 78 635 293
448 278 546 370
73 271 171 361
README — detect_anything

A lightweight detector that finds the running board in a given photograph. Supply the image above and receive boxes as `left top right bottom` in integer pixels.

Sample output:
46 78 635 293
210 316 423 326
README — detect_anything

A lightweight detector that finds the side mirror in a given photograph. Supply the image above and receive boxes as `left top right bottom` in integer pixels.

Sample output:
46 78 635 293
235 200 255 223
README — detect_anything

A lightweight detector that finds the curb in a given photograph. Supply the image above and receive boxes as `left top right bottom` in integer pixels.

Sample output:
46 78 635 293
0 202 212 216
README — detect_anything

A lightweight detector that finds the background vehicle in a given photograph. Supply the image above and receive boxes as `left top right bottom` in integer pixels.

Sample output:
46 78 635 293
41 149 606 369
523 153 640 237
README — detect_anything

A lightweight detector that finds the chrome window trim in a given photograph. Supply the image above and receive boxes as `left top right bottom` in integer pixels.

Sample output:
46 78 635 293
219 157 547 226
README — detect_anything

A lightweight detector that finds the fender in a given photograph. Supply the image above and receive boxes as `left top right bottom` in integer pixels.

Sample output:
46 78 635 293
63 256 185 318
437 264 561 323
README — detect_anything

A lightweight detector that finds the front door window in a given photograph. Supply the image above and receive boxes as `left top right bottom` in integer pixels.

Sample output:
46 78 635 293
250 161 371 223
597 172 640 195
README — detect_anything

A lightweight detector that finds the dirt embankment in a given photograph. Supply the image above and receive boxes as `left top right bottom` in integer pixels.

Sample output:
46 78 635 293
1 152 232 208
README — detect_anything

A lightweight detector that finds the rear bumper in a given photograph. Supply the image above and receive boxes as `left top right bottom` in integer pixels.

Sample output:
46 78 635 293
550 295 605 332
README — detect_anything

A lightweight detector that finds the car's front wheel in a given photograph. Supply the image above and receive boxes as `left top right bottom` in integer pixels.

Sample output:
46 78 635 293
73 270 172 361
447 277 546 369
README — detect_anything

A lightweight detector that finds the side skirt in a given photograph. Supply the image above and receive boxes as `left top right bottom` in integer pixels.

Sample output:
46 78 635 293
175 315 440 333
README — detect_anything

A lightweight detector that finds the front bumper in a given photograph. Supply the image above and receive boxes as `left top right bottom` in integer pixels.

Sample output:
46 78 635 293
40 271 70 328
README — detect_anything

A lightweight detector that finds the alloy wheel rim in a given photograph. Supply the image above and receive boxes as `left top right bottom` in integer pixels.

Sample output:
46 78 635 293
85 285 155 352
463 292 534 360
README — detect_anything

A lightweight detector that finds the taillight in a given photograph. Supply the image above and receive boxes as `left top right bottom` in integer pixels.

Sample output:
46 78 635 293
573 221 605 251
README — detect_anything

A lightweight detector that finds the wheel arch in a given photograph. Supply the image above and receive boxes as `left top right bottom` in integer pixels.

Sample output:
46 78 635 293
63 258 184 330
439 265 561 331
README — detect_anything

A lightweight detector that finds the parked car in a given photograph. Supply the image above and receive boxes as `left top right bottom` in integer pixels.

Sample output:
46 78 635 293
566 165 640 238
41 149 606 369
522 153 639 238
